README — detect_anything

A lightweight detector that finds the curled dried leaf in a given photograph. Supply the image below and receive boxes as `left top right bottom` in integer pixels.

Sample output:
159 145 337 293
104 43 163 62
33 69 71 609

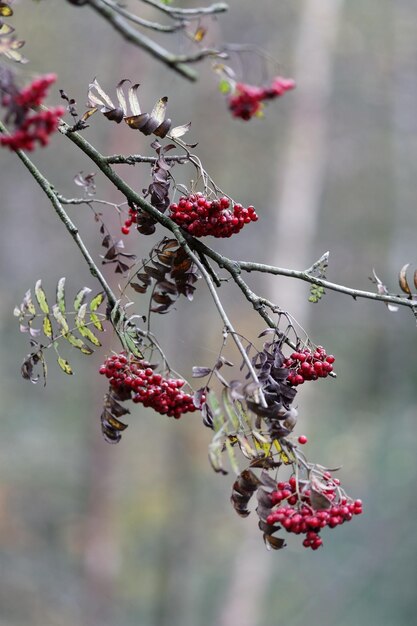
399 263 411 295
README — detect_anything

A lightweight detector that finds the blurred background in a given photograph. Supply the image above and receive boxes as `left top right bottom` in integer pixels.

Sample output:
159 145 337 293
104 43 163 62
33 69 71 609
1 0 417 624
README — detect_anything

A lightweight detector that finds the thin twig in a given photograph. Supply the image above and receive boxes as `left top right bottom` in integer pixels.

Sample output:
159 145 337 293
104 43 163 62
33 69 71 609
139 0 228 18
59 121 266 399
98 0 186 32
104 153 188 165
238 261 415 309
86 0 199 81
59 121 416 319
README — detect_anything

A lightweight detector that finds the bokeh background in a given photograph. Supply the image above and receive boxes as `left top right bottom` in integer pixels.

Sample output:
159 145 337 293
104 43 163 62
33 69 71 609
1 1 417 625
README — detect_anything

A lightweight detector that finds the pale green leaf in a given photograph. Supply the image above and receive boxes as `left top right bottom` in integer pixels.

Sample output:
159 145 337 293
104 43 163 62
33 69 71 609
225 439 240 475
74 286 91 312
75 303 101 346
23 290 36 316
52 304 69 334
34 280 49 314
56 277 66 314
221 388 241 432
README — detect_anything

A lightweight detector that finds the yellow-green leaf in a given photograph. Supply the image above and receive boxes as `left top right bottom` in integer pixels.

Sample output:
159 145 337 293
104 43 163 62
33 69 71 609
122 330 143 359
273 439 294 464
42 315 53 339
89 292 105 312
89 312 104 332
52 304 69 334
209 392 225 433
65 332 93 355
74 287 91 312
0 3 13 17
221 388 241 432
75 303 101 346
57 357 73 375
35 280 49 314
0 23 13 35
4 49 27 63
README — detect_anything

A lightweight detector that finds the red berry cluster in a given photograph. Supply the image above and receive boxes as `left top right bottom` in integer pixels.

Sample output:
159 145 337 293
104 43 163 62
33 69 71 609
0 74 64 151
14 74 58 108
1 109 64 151
99 353 202 418
266 475 363 550
229 76 295 121
284 346 335 386
169 193 258 238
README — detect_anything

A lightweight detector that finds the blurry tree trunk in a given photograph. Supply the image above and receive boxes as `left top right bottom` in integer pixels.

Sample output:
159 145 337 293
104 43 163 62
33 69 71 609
391 2 417 268
388 2 417 375
218 1 343 625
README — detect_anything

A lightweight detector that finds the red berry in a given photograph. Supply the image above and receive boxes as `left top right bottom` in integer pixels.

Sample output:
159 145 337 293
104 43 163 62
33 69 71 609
298 435 308 445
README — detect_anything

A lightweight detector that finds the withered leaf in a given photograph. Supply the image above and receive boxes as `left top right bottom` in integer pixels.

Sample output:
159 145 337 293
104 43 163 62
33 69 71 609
264 534 286 550
128 83 141 115
130 282 148 294
399 263 412 295
192 366 212 378
310 488 332 511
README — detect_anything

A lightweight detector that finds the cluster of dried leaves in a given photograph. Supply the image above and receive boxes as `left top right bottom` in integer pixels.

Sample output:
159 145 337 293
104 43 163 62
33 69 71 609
130 237 200 314
87 78 191 140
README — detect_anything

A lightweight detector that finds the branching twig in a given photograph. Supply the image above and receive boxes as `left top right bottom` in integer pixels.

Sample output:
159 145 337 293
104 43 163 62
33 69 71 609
238 261 415 309
104 153 188 165
98 0 186 32
58 121 416 324
139 0 228 18
86 0 199 81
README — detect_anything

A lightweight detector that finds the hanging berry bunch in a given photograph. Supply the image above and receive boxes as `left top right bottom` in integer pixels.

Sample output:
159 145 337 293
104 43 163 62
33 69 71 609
284 346 335 386
169 193 258 238
228 76 295 121
0 72 64 151
263 473 363 550
99 353 203 442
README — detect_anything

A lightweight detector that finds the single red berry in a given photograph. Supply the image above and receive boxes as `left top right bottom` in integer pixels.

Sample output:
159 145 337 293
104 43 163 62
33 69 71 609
298 435 308 445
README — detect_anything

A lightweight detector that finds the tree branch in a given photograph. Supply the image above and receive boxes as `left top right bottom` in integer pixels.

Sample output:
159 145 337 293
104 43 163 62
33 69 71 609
138 0 228 18
98 0 186 32
104 153 188 165
86 0 199 81
58 121 416 324
238 261 414 309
